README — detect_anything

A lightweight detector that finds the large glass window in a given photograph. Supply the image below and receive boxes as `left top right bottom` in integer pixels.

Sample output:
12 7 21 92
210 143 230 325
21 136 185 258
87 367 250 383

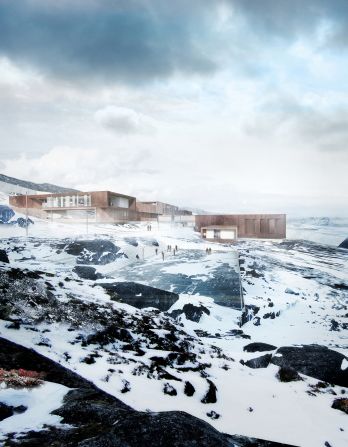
43 194 91 208
110 196 129 208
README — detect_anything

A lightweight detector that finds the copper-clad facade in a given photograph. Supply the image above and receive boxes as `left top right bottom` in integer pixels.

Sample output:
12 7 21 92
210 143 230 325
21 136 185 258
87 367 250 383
195 214 286 239
9 191 157 223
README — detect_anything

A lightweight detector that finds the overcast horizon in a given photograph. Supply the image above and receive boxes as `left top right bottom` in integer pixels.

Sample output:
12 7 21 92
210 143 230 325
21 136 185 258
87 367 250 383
0 0 347 217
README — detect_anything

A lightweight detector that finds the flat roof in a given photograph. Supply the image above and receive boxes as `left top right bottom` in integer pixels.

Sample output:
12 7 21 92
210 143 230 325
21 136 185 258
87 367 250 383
15 190 136 200
202 225 238 229
196 213 286 217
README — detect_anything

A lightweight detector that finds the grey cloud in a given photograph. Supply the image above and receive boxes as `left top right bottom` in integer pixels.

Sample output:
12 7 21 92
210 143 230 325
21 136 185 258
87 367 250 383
0 0 217 85
1 0 346 89
244 94 348 152
296 109 348 152
94 106 154 134
228 0 348 45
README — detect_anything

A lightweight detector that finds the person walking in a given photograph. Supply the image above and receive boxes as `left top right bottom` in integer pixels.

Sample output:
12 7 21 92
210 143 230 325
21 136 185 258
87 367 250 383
161 251 165 261
155 248 158 255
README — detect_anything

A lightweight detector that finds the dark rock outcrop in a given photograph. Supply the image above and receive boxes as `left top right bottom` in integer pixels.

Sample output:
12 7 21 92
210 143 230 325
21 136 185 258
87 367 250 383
100 281 179 311
240 304 260 326
241 354 272 369
0 249 9 263
170 303 210 322
201 379 217 404
0 338 296 446
124 237 139 247
243 342 277 353
64 239 122 265
184 381 195 397
16 217 34 228
0 205 15 223
331 398 348 414
73 265 104 281
271 345 348 387
338 238 348 249
0 337 106 390
0 402 14 421
276 366 303 382
163 383 177 396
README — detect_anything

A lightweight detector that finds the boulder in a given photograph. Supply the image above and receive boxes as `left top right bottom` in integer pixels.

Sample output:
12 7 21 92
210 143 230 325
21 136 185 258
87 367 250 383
0 402 14 421
16 217 34 228
338 238 348 249
163 383 177 396
271 345 348 387
276 366 303 382
100 281 179 311
124 237 139 247
285 288 299 295
331 398 348 414
0 205 15 223
0 249 9 264
201 379 217 404
73 266 104 280
241 353 272 369
170 304 210 322
243 342 277 353
64 239 122 265
184 381 195 397
240 304 260 326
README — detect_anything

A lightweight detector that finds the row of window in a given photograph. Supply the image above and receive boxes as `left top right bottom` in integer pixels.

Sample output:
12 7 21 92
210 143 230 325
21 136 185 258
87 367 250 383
43 195 92 208
245 218 280 234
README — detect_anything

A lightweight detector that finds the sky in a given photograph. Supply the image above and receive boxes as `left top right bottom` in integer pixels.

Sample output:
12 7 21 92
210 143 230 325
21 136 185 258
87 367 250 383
0 0 347 216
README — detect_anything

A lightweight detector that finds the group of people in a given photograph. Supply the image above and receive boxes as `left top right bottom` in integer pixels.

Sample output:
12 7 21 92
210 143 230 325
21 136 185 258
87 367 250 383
146 224 152 231
138 243 211 262
154 244 180 261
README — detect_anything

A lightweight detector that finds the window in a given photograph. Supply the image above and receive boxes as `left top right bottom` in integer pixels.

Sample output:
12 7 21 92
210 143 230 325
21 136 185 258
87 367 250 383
260 219 269 233
111 196 129 208
220 230 235 239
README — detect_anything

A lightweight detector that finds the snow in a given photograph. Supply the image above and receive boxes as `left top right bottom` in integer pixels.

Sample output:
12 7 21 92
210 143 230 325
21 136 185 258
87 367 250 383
0 381 69 441
0 206 347 446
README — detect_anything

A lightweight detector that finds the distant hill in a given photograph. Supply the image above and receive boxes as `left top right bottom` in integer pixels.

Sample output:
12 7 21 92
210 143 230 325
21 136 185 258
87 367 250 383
0 173 80 194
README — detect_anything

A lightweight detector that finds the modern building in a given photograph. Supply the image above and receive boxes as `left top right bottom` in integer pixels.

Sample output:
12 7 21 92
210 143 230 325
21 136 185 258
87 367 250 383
195 214 286 240
136 201 192 217
9 191 157 223
137 202 192 216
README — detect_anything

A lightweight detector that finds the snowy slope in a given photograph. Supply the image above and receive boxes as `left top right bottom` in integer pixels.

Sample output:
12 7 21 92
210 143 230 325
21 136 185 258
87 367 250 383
287 217 348 247
0 221 347 446
0 191 9 205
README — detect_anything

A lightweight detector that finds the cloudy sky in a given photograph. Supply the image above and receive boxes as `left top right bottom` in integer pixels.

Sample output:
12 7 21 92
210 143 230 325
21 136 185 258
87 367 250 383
0 0 347 216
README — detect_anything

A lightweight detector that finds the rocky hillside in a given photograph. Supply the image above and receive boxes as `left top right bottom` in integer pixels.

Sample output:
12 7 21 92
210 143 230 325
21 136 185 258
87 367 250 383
0 226 347 446
0 173 80 194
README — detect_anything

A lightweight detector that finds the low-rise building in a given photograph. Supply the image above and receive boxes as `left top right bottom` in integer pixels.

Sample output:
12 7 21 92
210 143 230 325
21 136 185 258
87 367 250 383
137 201 193 216
195 214 286 240
9 191 157 223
